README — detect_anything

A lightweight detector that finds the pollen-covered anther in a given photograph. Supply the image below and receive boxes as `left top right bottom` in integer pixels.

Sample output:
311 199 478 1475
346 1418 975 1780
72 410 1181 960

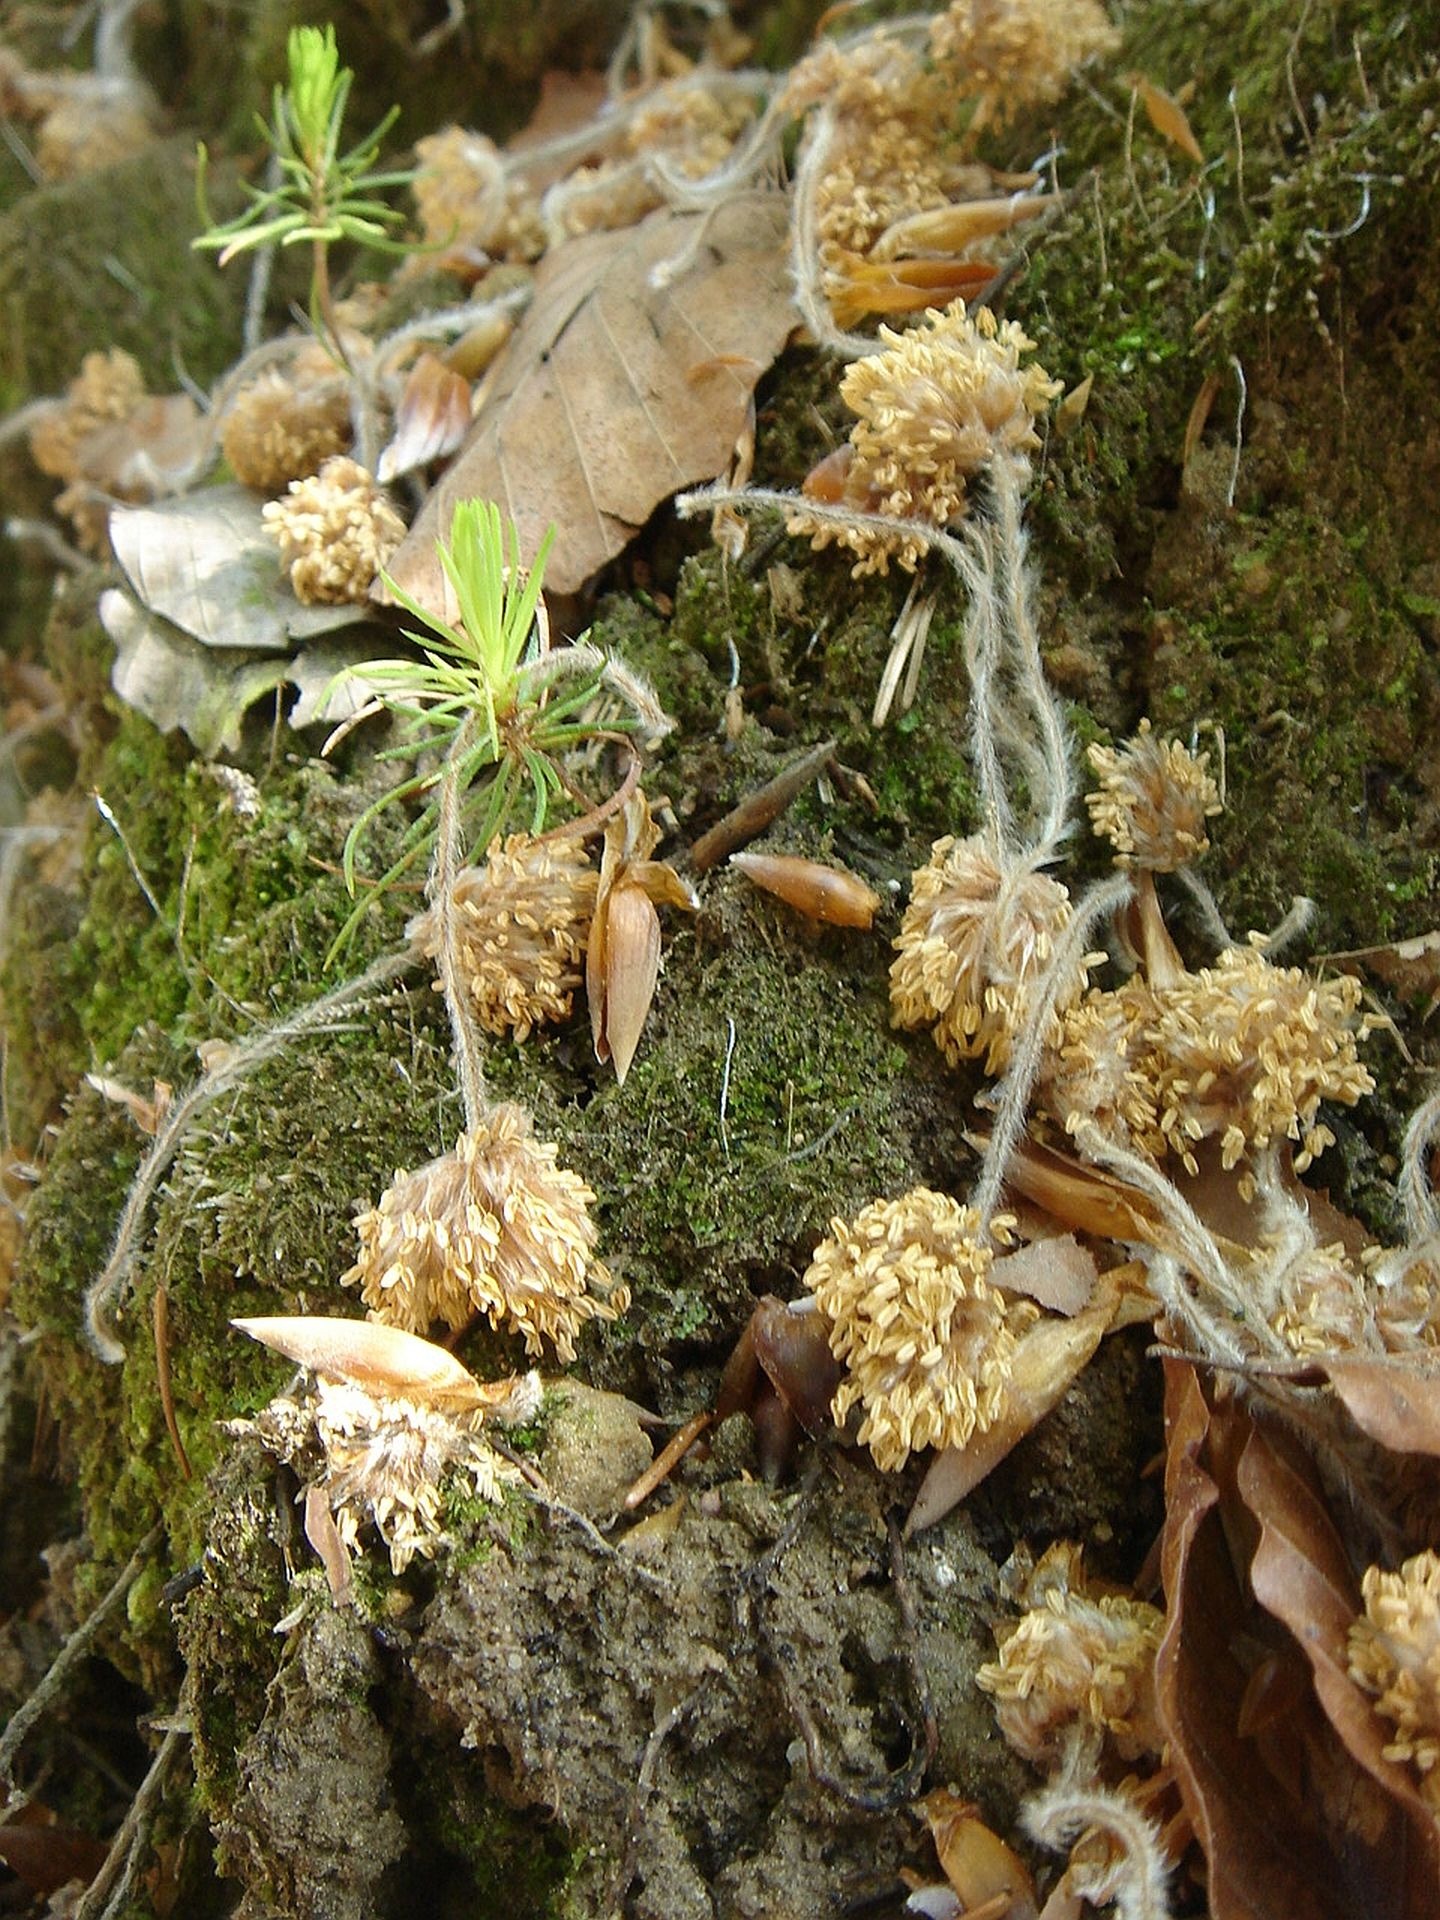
805 1188 1036 1472
788 303 1061 577
344 1103 627 1360
409 832 598 1041
1348 1550 1440 1808
1147 944 1375 1174
975 1541 1164 1765
890 835 1090 1074
1086 719 1222 872
221 369 353 492
262 455 406 604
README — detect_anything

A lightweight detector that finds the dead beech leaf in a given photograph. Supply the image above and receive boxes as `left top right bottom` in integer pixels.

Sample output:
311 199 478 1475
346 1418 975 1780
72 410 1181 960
1156 1365 1435 1920
386 192 796 604
1320 1351 1440 1456
1133 74 1205 165
0 1813 108 1899
992 1232 1097 1316
376 352 473 483
1237 1419 1440 1845
110 486 370 651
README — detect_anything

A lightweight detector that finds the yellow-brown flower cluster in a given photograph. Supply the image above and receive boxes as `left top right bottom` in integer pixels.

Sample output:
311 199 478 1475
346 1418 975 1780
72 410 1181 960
262 455 406 604
788 303 1060 575
411 127 544 262
29 349 145 550
976 1541 1164 1764
1146 946 1374 1175
1086 721 1222 872
1041 949 1374 1179
806 1188 1035 1471
780 38 956 262
1041 981 1166 1159
1348 1550 1440 1808
345 1103 627 1361
250 1375 532 1573
891 836 1089 1074
409 832 598 1042
929 0 1121 132
221 369 353 492
542 80 757 242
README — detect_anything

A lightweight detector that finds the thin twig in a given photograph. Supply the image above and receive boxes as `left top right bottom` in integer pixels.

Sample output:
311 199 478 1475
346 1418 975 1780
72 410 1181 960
72 1726 186 1920
623 1411 714 1511
153 1284 192 1480
0 1525 164 1797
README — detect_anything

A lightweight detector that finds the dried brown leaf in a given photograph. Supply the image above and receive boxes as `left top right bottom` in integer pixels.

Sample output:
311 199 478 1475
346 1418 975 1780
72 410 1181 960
1325 929 1440 1018
1320 1351 1440 1456
908 1274 1118 1533
0 1811 108 1898
385 192 795 603
992 1232 1097 1316
1156 1365 1438 1919
1237 1419 1440 1846
922 1787 1039 1920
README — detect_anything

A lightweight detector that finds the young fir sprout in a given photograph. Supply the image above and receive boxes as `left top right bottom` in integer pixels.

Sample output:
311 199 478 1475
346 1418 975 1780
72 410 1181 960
328 500 614 964
193 25 415 366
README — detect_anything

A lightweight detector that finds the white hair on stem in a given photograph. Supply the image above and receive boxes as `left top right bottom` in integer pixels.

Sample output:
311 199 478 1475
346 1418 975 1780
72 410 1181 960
1069 1126 1254 1368
990 462 1075 857
1023 1734 1173 1920
787 106 881 361
83 945 417 1361
1400 1085 1440 1243
973 871 1132 1229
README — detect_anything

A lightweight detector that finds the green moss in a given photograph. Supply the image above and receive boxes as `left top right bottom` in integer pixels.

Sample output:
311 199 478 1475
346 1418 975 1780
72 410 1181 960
0 138 247 399
418 1753 584 1918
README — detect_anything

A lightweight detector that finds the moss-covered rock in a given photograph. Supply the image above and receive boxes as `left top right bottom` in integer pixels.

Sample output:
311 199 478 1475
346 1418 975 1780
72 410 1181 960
0 138 247 403
7 0 1440 1908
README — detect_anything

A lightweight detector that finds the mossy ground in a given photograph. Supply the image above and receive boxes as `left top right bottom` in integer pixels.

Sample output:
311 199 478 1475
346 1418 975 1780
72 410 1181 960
4 0 1440 1910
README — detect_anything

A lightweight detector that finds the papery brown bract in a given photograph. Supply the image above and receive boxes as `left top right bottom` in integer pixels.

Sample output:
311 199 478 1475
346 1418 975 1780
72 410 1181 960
729 851 880 928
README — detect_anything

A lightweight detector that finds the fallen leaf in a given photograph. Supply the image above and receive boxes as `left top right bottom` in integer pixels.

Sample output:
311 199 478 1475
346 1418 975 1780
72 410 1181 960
1156 1365 1436 1919
102 588 289 756
100 589 384 753
1237 1418 1440 1846
908 1273 1118 1532
110 486 370 652
1324 929 1440 1018
0 1812 108 1898
386 191 796 604
1320 1351 1440 1456
992 1232 1097 1316
922 1787 1039 1920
